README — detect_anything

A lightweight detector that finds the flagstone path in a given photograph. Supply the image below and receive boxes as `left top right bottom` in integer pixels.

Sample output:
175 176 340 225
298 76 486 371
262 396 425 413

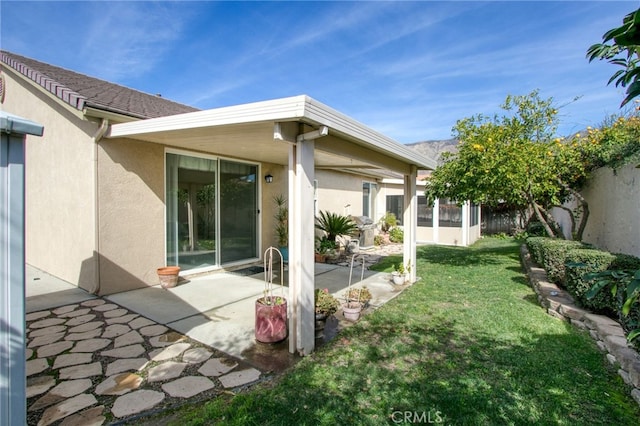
26 299 263 426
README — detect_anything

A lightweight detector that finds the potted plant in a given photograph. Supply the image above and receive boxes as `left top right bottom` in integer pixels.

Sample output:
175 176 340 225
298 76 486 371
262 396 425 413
274 195 288 262
157 266 180 289
315 236 336 263
314 288 339 339
346 286 372 307
315 210 357 258
392 263 406 285
342 291 363 322
255 248 287 343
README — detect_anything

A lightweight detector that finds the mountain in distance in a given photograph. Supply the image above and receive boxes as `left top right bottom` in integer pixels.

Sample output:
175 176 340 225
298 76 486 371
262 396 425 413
405 138 458 164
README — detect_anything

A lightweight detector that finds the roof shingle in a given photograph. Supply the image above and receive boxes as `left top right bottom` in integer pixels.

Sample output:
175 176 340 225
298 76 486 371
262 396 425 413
1 50 199 119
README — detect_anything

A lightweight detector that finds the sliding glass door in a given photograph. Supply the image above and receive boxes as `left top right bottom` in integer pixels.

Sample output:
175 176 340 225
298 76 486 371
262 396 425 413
166 152 258 271
219 160 258 264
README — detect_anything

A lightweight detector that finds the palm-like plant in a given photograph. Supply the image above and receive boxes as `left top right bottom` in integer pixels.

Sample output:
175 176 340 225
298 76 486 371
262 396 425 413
315 210 357 242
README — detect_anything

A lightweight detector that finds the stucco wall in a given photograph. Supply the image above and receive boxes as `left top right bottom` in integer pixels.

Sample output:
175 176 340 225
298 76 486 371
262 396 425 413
260 163 288 253
580 163 639 257
3 69 98 291
96 138 166 294
315 170 367 217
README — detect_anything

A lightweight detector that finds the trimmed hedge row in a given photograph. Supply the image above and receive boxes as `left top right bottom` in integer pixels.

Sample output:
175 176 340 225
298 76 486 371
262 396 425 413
525 237 640 338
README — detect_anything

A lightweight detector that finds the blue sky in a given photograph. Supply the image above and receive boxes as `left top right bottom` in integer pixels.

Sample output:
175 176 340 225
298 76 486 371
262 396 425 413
2 1 639 143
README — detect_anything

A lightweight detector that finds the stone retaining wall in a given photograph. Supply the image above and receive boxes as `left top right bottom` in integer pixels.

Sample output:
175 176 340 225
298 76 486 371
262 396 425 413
520 245 640 407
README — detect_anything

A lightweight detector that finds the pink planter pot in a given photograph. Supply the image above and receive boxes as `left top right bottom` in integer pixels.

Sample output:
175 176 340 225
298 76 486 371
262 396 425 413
255 298 288 343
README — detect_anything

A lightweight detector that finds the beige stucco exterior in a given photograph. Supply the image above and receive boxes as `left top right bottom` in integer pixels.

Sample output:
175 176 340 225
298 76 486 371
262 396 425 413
580 163 640 257
315 169 368 217
96 137 166 294
3 67 98 291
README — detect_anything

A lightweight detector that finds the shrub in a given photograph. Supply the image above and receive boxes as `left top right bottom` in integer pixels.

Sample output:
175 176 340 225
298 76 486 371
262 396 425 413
525 237 549 265
315 211 357 242
389 227 404 243
564 248 616 312
538 239 585 284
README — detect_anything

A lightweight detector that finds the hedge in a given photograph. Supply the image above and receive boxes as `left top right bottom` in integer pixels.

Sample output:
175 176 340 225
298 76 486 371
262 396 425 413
564 248 616 313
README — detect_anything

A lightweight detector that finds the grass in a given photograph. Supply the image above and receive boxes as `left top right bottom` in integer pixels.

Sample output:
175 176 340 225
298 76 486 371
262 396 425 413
172 238 640 425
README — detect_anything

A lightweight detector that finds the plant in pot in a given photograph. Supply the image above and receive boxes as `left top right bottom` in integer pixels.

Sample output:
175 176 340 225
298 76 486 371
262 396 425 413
255 247 287 343
315 236 336 263
392 263 406 285
341 253 367 322
314 288 339 339
315 210 357 263
273 195 288 263
346 286 372 307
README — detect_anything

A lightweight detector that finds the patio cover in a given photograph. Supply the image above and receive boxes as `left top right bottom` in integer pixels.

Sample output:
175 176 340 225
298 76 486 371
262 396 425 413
107 95 436 354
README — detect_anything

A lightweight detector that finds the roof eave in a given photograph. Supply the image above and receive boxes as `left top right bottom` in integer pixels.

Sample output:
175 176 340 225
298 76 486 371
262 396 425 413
107 95 437 171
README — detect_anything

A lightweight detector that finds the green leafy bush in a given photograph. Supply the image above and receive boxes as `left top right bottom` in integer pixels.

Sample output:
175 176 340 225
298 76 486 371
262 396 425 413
389 227 404 243
525 237 547 265
538 239 585 284
564 249 617 312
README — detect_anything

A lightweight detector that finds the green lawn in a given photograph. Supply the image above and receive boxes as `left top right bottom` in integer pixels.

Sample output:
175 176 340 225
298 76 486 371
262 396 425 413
175 238 640 425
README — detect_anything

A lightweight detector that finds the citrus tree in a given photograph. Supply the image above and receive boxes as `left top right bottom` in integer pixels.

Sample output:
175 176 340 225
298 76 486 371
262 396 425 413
425 91 591 239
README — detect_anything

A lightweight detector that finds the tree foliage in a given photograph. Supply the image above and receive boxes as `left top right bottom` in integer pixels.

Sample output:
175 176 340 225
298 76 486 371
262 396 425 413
425 91 591 239
587 8 640 107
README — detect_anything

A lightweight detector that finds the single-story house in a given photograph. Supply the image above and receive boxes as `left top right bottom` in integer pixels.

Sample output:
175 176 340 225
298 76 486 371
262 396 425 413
3 50 447 353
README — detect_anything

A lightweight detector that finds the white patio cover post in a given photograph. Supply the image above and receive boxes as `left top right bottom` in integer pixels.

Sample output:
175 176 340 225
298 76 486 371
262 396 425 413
403 167 418 283
288 137 316 355
0 112 43 426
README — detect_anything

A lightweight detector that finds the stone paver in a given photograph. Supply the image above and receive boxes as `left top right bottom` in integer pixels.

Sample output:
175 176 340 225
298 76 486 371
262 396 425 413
26 311 51 322
28 332 66 348
52 353 93 370
218 368 262 388
27 359 50 376
102 344 146 359
58 362 102 380
150 342 191 361
111 390 164 418
37 393 97 426
30 325 67 338
105 358 149 376
147 361 188 383
183 347 212 364
27 376 56 398
162 376 215 398
26 293 267 425
114 330 144 348
198 358 238 377
65 314 97 326
102 324 130 338
67 321 103 334
70 338 111 353
58 405 105 426
139 324 168 337
95 373 143 396
129 317 156 329
37 341 74 358
92 303 119 312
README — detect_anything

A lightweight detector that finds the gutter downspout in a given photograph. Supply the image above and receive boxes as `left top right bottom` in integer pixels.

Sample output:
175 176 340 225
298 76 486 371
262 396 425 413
91 118 109 294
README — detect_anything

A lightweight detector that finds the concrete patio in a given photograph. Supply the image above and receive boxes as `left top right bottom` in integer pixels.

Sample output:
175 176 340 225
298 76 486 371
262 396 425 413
24 247 409 424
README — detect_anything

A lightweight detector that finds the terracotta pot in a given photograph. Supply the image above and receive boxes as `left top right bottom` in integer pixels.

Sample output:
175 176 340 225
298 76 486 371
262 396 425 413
255 298 288 343
157 266 180 289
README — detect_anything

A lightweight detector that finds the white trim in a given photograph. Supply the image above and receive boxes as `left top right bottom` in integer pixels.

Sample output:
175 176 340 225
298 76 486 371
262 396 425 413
108 95 437 171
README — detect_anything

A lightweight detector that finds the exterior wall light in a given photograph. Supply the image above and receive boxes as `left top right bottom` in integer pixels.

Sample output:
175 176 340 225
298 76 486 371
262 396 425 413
264 174 273 184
